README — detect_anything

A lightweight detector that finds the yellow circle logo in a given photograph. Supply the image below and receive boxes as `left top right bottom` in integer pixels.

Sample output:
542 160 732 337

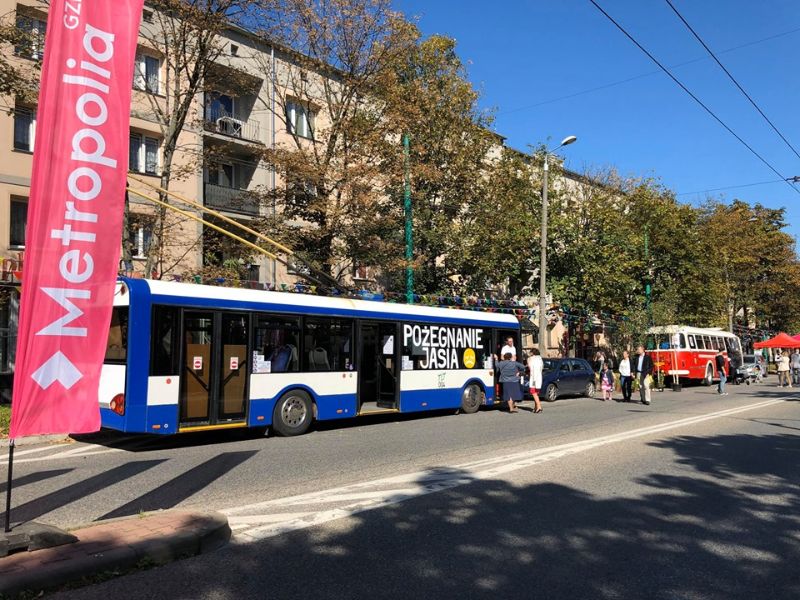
463 348 476 368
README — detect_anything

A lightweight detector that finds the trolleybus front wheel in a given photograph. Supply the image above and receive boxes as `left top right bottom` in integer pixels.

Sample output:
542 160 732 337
272 390 313 436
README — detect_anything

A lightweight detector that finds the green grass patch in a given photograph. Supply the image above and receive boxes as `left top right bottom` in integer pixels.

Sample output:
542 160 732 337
0 403 9 437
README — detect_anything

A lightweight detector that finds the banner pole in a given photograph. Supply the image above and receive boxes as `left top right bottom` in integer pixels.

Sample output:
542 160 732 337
4 438 15 532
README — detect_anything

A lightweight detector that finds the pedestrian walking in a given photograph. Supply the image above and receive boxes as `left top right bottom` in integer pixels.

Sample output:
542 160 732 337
791 349 800 385
618 350 632 402
527 348 544 413
634 345 653 406
777 350 791 388
600 362 614 401
715 349 728 396
593 351 605 376
496 352 525 413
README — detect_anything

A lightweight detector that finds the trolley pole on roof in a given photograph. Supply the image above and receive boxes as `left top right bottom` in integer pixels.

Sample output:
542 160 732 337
403 134 414 304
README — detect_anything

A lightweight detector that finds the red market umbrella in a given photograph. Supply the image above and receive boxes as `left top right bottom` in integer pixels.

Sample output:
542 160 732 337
753 332 800 349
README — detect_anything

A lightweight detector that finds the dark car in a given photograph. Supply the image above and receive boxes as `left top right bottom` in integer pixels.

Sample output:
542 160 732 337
526 357 596 401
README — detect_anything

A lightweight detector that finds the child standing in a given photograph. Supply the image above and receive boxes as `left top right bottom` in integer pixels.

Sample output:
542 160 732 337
600 362 614 401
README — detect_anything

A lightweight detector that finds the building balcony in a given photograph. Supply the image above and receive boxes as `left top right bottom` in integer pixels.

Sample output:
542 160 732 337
204 107 261 143
204 183 260 216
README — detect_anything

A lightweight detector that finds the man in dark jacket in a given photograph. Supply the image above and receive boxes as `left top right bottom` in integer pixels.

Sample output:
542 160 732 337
715 349 728 395
634 345 654 405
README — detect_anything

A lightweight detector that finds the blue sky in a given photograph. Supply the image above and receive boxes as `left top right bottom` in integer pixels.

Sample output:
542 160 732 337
392 0 800 237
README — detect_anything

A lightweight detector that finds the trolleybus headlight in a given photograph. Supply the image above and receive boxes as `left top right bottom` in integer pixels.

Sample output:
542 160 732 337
110 394 125 416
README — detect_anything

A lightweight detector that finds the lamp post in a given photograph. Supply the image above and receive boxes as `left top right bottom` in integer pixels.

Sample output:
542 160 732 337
539 135 577 356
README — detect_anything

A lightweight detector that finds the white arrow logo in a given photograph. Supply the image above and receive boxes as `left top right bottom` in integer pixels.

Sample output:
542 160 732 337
31 351 83 390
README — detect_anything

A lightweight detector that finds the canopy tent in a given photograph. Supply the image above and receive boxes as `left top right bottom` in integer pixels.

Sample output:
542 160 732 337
753 332 800 349
793 334 800 342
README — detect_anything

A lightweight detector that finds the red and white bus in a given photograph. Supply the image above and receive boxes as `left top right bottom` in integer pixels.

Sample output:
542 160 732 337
646 326 743 385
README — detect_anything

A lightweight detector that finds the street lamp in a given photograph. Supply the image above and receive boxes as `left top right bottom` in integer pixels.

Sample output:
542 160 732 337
539 135 577 356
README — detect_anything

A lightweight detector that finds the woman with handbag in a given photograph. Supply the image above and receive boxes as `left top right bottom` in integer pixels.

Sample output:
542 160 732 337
496 352 525 413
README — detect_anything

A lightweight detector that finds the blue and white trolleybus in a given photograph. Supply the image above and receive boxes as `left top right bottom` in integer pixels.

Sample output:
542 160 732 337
100 279 520 436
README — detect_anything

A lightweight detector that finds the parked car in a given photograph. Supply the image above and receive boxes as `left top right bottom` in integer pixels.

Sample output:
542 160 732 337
525 357 596 401
736 354 762 384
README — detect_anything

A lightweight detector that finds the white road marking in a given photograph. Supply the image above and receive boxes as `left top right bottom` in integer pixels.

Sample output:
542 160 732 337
224 397 786 542
0 435 160 465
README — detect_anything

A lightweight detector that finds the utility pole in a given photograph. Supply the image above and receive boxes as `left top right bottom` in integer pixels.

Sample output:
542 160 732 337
403 134 413 304
539 154 549 356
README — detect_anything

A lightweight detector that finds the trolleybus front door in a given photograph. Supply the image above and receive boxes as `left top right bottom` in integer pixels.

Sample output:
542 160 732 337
180 311 248 428
358 321 398 411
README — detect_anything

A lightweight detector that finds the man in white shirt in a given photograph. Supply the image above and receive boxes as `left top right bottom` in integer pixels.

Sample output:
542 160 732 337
500 336 517 361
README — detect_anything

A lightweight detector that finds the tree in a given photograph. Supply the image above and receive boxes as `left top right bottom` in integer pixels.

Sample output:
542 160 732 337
379 33 498 294
447 151 538 294
249 0 417 281
0 7 40 103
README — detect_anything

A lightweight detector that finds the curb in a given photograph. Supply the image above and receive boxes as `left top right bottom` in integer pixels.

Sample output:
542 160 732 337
0 510 230 597
0 434 72 448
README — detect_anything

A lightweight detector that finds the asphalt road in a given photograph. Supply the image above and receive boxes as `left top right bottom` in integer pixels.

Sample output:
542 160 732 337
4 382 799 599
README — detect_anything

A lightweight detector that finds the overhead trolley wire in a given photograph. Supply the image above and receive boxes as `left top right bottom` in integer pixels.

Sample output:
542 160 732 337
664 0 800 163
498 25 800 116
588 0 800 197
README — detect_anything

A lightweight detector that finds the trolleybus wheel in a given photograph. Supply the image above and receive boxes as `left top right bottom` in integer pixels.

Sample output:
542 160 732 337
272 390 313 437
545 384 558 402
703 365 713 387
460 384 483 414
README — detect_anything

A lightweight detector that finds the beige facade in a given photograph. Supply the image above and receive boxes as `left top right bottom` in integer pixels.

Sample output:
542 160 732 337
0 1 316 287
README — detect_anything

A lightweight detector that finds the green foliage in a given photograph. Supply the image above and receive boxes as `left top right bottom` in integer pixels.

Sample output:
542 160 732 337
0 403 9 437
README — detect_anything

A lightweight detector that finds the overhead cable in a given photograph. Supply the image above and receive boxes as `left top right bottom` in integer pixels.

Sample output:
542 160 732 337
588 0 800 197
664 0 800 162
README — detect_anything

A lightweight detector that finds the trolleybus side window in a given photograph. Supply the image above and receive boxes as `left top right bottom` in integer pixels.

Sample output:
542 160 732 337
104 307 128 363
254 315 300 373
151 306 180 376
688 334 696 349
303 317 353 372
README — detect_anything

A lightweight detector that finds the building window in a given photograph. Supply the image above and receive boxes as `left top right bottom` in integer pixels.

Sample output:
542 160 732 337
9 197 27 248
133 53 161 94
206 162 236 188
230 43 239 56
286 100 315 139
129 133 159 175
13 106 35 152
353 263 372 281
286 181 317 206
15 14 46 60
141 9 154 23
128 216 154 258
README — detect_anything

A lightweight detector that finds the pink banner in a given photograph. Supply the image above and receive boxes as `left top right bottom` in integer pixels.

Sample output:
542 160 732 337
10 0 144 437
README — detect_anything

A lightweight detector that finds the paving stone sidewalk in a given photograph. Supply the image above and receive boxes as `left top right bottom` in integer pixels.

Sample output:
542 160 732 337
0 510 230 597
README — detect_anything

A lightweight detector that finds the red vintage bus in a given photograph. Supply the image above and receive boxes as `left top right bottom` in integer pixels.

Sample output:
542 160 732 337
646 326 743 386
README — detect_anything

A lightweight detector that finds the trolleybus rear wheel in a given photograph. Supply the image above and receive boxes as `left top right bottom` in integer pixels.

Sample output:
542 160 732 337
460 384 483 414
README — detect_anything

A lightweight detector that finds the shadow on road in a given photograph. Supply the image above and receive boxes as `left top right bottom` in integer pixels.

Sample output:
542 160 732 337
58 428 800 600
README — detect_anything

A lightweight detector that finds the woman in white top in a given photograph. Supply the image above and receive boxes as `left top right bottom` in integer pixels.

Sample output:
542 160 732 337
618 350 632 402
778 350 791 388
527 348 544 413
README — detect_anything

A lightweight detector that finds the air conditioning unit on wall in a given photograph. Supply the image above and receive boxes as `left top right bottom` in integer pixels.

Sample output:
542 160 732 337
216 116 243 137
